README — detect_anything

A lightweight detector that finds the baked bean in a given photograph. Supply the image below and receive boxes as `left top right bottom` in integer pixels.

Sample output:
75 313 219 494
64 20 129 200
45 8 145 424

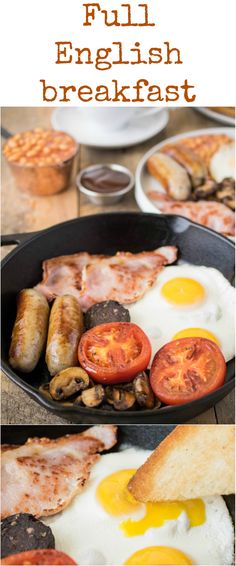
4 129 78 196
3 129 77 168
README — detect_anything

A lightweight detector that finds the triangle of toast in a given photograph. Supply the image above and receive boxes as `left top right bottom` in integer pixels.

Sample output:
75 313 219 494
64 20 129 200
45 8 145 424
128 425 235 501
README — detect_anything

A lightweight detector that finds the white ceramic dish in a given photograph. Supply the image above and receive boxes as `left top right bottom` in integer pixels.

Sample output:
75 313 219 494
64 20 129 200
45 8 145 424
135 126 235 214
51 108 169 149
196 107 235 127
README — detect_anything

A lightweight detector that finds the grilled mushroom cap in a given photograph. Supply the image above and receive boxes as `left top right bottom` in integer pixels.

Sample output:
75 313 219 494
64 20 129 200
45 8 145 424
105 387 136 410
154 398 162 409
222 197 235 210
221 177 235 190
216 186 234 200
49 367 90 400
193 179 218 199
216 178 235 209
133 372 155 409
105 386 115 405
81 385 105 407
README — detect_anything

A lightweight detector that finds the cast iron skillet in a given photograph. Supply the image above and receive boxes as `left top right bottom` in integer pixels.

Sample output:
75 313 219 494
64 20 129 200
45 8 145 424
1 424 234 525
1 212 235 424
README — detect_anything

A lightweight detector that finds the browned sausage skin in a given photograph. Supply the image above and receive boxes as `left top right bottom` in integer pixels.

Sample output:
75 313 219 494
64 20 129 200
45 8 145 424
147 152 191 201
46 295 84 376
162 144 207 188
9 289 49 373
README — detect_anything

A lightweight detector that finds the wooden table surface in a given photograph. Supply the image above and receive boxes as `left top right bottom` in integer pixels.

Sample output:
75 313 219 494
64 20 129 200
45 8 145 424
1 107 234 424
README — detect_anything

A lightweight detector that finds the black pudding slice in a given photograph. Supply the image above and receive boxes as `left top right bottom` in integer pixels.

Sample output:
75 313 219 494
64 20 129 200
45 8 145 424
1 513 55 558
85 300 130 330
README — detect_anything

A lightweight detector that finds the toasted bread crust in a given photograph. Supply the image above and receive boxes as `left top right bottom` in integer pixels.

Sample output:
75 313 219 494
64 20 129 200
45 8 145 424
128 425 235 501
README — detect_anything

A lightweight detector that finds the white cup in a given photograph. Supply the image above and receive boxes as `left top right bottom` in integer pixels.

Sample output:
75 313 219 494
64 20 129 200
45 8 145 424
81 107 161 132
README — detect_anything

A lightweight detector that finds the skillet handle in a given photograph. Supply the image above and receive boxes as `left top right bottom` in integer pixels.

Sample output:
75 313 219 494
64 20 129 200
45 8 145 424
1 127 13 140
1 232 38 246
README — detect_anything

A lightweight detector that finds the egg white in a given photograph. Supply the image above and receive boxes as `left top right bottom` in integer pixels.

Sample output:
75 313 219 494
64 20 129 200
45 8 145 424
210 142 235 182
127 264 235 363
44 448 234 566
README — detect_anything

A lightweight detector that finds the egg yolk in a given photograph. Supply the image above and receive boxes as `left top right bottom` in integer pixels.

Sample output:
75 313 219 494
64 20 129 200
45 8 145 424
96 470 142 516
96 470 206 537
124 546 194 565
172 328 221 346
161 278 205 306
121 499 205 536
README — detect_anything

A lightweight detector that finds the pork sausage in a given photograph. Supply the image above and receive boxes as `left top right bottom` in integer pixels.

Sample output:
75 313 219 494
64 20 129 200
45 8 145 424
46 295 84 376
147 152 191 201
9 289 49 373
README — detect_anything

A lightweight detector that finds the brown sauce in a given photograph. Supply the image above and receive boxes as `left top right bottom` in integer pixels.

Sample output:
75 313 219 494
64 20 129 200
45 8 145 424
81 166 130 193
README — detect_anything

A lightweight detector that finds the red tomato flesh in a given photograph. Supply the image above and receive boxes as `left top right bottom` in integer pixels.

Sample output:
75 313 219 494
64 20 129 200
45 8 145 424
78 322 151 384
150 337 226 405
1 549 77 565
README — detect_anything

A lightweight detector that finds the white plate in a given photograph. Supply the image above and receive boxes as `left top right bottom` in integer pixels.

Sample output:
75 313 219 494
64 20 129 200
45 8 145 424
135 127 235 214
51 108 169 149
196 107 235 127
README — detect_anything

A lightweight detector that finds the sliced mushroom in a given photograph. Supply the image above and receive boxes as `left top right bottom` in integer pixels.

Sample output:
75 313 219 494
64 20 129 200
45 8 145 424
49 367 90 400
118 382 134 391
216 186 234 201
223 197 235 210
221 177 235 190
81 385 105 407
105 386 114 405
106 387 136 411
74 394 83 406
194 179 218 199
133 372 155 409
154 398 162 409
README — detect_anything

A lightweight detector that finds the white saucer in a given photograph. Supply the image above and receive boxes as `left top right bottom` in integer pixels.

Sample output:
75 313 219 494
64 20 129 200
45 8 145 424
196 107 235 127
135 127 235 241
135 126 234 214
51 108 169 149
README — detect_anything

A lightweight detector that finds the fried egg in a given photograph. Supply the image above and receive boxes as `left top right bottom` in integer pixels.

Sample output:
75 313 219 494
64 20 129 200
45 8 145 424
210 142 235 182
45 448 234 565
128 264 235 363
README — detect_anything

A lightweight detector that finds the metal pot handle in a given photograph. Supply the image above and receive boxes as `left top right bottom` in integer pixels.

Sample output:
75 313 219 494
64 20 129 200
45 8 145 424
1 232 38 246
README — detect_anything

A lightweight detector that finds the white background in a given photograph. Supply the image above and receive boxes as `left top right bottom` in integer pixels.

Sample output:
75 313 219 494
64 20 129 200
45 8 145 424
1 0 235 106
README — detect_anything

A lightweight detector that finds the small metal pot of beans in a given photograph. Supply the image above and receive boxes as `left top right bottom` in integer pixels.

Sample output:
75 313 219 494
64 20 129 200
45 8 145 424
3 129 78 196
